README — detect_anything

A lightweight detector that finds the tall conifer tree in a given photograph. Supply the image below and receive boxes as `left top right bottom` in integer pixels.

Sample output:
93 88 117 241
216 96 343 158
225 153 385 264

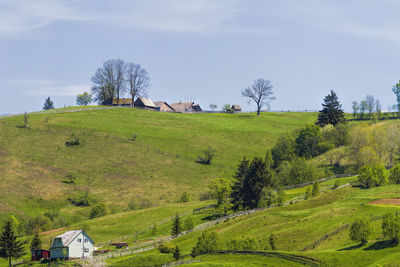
0 221 26 267
316 90 345 126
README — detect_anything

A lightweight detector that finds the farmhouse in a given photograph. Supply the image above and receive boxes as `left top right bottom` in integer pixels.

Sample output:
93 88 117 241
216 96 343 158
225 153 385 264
231 105 241 112
134 97 158 110
50 230 94 260
170 101 202 112
153 101 175 112
103 97 132 106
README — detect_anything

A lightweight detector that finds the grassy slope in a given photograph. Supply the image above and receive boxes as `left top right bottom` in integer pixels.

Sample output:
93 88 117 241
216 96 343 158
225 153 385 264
109 182 400 266
0 108 316 222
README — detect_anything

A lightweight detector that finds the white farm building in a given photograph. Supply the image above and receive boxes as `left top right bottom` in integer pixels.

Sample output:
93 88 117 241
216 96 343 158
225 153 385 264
50 230 94 260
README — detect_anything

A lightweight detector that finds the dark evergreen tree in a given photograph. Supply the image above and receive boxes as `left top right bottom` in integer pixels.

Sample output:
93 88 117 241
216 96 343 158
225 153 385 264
0 221 26 267
230 157 249 211
171 213 182 236
173 246 181 261
43 97 55 110
316 90 346 126
242 157 274 209
30 232 41 250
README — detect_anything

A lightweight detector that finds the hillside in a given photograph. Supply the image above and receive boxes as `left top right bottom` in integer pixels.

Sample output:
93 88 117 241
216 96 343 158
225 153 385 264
0 108 316 224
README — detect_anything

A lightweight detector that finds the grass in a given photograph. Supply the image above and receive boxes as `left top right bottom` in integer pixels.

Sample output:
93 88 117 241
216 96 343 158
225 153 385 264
0 108 316 224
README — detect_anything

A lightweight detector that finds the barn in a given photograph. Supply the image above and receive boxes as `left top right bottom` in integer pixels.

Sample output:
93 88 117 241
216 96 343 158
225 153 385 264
170 102 202 112
50 230 94 260
134 97 158 110
153 101 174 112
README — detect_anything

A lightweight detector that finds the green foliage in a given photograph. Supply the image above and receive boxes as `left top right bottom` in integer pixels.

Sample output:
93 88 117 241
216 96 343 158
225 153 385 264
90 203 108 219
197 146 216 165
225 237 259 251
76 92 93 106
158 242 176 253
242 157 274 209
332 180 340 189
259 187 277 208
179 192 191 203
312 182 320 197
392 81 400 112
276 187 284 206
30 232 41 250
64 172 77 184
43 97 55 110
382 213 400 244
278 157 317 185
350 217 374 245
171 213 182 236
316 90 346 127
68 191 97 207
230 157 249 211
151 224 158 236
389 164 400 184
65 133 80 146
271 134 296 168
191 231 220 258
222 104 233 112
358 163 388 188
295 124 322 158
209 178 231 215
269 233 277 251
0 221 26 266
184 217 195 231
20 215 52 235
173 246 181 261
304 186 312 200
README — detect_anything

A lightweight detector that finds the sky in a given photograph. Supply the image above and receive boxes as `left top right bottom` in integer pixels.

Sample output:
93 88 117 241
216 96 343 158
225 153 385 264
1 0 400 114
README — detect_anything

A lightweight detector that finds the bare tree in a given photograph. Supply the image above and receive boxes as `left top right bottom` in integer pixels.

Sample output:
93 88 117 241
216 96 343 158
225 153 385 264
242 79 275 116
91 59 126 105
365 95 375 119
126 63 150 106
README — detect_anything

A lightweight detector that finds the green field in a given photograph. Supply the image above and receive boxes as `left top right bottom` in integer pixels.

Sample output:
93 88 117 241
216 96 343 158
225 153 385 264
0 108 316 223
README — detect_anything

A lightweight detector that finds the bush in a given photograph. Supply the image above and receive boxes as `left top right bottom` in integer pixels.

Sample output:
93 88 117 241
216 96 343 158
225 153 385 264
179 192 190 203
382 213 400 244
317 141 335 154
269 234 277 251
225 237 259 251
191 231 220 258
312 182 319 197
350 217 374 245
68 191 97 207
64 172 77 184
184 217 195 231
199 191 213 201
65 133 80 146
332 180 340 189
90 203 107 219
358 163 388 188
158 242 176 253
197 146 216 165
304 186 312 200
389 164 400 184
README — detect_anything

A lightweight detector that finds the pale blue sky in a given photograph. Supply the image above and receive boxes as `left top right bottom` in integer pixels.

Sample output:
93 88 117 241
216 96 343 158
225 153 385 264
1 0 400 114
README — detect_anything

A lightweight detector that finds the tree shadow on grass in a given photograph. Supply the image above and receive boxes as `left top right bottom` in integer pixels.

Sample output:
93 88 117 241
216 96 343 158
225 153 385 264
337 243 364 251
363 240 398 250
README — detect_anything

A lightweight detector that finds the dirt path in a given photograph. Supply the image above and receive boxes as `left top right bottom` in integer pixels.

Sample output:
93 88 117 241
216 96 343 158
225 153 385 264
370 198 400 205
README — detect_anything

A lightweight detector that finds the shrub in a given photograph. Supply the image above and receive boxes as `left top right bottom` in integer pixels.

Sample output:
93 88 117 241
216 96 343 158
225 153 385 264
197 146 216 165
350 217 374 245
191 231 220 258
389 164 400 184
64 172 77 184
199 191 213 201
304 186 312 200
332 180 340 189
173 246 181 261
312 181 320 197
158 242 176 253
269 234 277 251
382 213 400 244
184 217 195 231
171 213 182 236
68 191 97 207
90 203 107 219
225 237 259 251
65 133 80 146
179 192 190 203
359 163 388 188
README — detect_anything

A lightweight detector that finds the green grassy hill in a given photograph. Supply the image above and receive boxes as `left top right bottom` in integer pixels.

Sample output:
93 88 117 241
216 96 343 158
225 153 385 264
0 108 316 223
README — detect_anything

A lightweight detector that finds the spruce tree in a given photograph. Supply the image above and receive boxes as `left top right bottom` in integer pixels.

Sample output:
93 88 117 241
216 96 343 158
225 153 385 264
316 90 346 127
230 157 249 211
43 97 55 110
173 246 181 261
0 221 26 267
30 232 41 250
171 213 182 236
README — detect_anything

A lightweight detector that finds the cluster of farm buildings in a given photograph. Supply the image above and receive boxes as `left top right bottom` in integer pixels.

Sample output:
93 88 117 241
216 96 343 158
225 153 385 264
103 97 242 113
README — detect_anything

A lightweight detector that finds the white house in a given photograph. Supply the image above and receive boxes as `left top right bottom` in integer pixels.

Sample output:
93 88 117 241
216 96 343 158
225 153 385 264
50 230 94 260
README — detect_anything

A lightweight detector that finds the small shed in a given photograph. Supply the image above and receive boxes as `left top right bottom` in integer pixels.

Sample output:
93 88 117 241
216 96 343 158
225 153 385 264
31 249 50 261
231 105 241 112
50 230 94 260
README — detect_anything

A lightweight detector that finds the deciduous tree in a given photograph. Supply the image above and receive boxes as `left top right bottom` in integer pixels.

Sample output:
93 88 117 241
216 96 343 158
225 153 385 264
76 92 93 106
126 63 150 106
242 79 275 116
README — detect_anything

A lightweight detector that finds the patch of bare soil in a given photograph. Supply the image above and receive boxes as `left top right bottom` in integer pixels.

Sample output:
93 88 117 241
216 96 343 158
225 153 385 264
370 198 400 206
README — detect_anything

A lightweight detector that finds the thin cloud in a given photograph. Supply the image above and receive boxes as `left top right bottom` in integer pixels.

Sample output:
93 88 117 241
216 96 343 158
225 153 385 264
9 80 90 96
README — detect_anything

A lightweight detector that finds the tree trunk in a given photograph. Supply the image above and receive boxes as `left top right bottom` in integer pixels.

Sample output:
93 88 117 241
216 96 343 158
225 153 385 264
8 257 11 267
131 92 135 107
257 107 261 116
